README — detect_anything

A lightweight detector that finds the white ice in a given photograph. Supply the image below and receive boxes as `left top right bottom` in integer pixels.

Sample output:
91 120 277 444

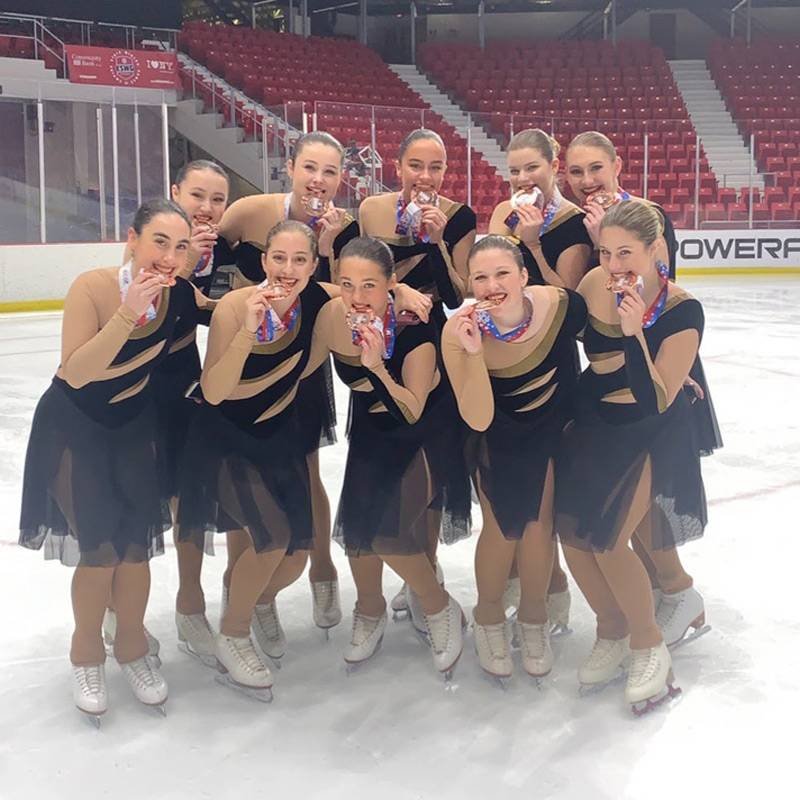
1 277 798 800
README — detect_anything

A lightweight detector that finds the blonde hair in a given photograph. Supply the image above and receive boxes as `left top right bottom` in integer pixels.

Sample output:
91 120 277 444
467 234 524 271
508 128 560 162
567 131 617 162
600 200 663 248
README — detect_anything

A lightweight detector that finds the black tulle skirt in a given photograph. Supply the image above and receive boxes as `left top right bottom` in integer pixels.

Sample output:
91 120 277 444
469 406 565 541
556 392 707 553
686 355 723 457
176 404 313 555
295 359 337 455
334 386 471 556
19 381 170 567
151 345 202 501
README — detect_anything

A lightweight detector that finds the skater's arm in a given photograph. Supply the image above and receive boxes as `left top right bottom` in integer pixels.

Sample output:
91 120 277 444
363 340 436 425
60 274 142 389
441 317 493 431
200 295 255 405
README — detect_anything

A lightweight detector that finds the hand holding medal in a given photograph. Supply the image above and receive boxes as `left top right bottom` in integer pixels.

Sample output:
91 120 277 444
616 283 647 336
357 322 385 370
123 268 165 318
317 204 345 257
191 214 218 256
452 305 483 355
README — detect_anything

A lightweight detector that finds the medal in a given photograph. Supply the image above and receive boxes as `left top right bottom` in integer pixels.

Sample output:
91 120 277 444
349 298 396 359
255 279 299 343
475 295 533 342
504 186 562 236
395 190 436 243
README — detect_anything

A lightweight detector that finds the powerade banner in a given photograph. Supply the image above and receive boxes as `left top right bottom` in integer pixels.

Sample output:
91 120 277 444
65 46 178 89
676 230 800 270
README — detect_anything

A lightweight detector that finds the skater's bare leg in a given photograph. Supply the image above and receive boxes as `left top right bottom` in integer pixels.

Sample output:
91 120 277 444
222 539 287 638
516 462 555 626
349 554 386 618
307 451 336 583
223 529 250 590
425 508 441 568
635 517 694 595
382 553 447 616
474 484 517 626
593 460 662 650
174 531 206 615
257 550 310 604
110 562 151 664
71 566 114 666
563 546 629 640
548 546 569 594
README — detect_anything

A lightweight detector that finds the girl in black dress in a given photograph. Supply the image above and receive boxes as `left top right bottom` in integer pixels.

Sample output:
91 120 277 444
104 160 232 669
19 199 206 722
488 128 594 628
556 200 707 714
442 236 586 681
359 128 476 622
565 131 719 647
303 237 470 679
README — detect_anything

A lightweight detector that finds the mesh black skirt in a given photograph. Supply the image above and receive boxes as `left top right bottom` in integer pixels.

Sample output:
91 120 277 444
19 381 170 567
556 392 707 553
176 404 313 555
687 355 723 457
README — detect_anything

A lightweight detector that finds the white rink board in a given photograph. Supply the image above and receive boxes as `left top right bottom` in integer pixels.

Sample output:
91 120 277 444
676 229 800 270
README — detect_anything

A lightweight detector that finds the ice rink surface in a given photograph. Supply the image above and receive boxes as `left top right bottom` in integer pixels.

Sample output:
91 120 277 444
0 276 798 800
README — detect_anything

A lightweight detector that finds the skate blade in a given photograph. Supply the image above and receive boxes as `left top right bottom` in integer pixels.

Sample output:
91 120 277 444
579 669 626 697
77 707 105 728
631 682 682 717
344 635 384 675
550 622 572 637
177 641 218 669
392 608 410 622
214 673 273 703
668 624 711 651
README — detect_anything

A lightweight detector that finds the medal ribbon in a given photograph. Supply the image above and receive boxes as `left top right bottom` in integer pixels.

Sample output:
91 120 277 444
476 297 534 342
395 194 430 244
118 262 158 327
193 251 213 278
618 260 669 328
351 297 396 359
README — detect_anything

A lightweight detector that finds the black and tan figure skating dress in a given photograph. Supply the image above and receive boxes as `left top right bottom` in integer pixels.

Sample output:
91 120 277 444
556 267 708 552
359 192 476 330
442 287 587 540
150 237 234 501
218 192 358 453
19 269 204 566
305 298 471 555
177 280 338 555
489 194 593 287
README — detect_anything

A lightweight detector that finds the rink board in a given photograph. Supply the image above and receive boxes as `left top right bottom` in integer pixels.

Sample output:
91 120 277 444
0 231 799 310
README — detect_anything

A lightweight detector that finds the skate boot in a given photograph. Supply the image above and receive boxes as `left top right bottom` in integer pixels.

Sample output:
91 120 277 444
72 664 107 726
424 595 465 682
103 610 161 668
503 577 521 617
344 608 387 672
407 586 430 641
656 587 709 649
625 641 681 715
119 656 168 713
311 578 342 636
546 588 572 636
473 616 513 686
251 601 286 668
578 636 630 695
390 583 409 620
215 633 273 702
515 621 553 680
176 611 217 668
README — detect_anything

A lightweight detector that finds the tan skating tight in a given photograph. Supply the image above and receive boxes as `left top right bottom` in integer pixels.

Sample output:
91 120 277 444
632 518 694 595
350 552 447 619
474 461 556 627
72 562 150 666
562 458 663 650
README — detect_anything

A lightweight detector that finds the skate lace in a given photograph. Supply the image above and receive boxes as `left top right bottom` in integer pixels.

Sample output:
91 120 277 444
519 623 547 658
231 637 267 676
312 581 336 613
76 666 103 696
351 612 381 647
589 639 620 667
253 603 282 642
426 604 452 655
482 622 509 659
126 658 160 688
629 649 659 685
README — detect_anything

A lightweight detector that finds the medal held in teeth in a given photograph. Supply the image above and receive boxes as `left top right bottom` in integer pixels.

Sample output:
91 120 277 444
504 187 544 229
395 190 437 242
256 278 298 343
